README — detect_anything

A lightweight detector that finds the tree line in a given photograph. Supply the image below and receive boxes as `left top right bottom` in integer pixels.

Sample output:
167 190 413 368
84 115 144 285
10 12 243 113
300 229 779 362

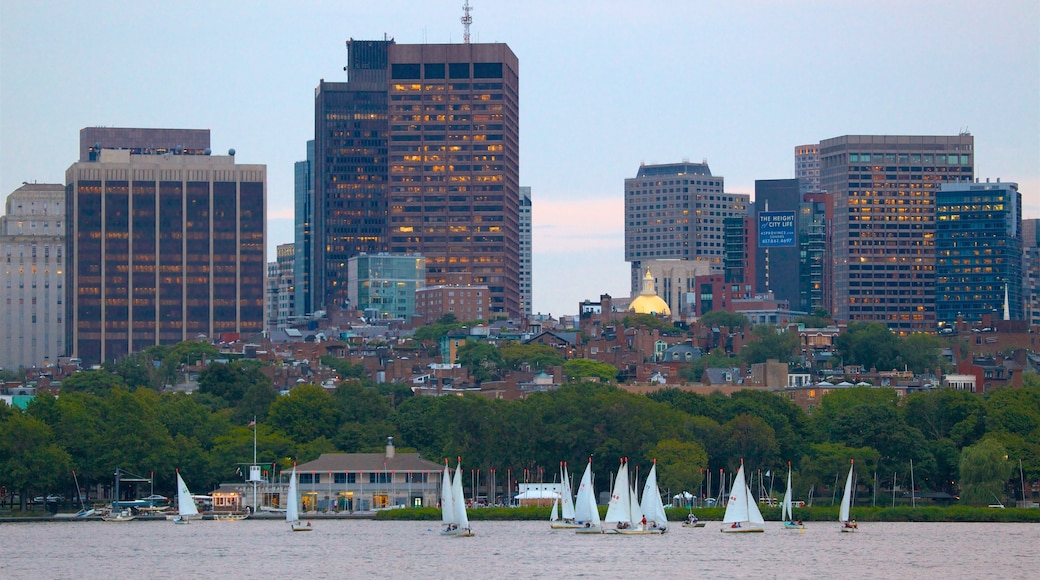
1 357 1037 509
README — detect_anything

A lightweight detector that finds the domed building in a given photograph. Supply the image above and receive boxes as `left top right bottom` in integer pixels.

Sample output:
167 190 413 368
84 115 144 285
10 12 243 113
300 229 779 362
628 268 671 316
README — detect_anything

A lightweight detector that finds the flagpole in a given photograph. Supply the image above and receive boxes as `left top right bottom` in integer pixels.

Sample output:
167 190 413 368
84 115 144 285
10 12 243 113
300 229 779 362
252 416 257 513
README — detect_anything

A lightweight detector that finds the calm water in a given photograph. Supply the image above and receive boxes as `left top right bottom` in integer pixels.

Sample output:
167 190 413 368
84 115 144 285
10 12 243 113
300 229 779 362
0 519 1036 579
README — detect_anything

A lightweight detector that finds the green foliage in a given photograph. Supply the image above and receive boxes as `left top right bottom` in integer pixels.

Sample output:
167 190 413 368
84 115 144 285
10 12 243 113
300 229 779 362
562 359 618 383
621 314 684 336
268 384 342 443
835 322 902 371
741 325 800 365
698 310 749 330
959 437 1013 506
648 439 707 495
61 369 125 395
320 355 367 380
678 349 737 383
412 316 467 344
498 342 564 371
456 342 505 384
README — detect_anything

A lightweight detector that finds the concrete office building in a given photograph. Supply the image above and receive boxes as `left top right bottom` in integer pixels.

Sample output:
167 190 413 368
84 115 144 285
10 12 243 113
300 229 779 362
624 161 749 294
820 134 974 333
795 144 821 193
66 128 266 365
0 183 66 369
935 180 1022 326
519 186 532 319
267 243 295 332
313 39 521 318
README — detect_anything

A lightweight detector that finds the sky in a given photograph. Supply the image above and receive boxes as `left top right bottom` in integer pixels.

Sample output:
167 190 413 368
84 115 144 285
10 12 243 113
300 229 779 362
2 0 1038 318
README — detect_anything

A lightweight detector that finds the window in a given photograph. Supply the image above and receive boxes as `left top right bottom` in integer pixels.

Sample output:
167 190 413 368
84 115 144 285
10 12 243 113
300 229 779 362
449 62 470 79
473 62 503 78
391 63 421 79
424 63 445 79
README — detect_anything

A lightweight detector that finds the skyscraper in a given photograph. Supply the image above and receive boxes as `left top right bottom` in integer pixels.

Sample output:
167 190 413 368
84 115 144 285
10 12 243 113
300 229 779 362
754 179 802 311
519 186 532 318
936 180 1022 326
1023 219 1040 327
311 39 521 318
66 128 265 365
267 243 295 332
293 140 314 318
820 134 974 333
0 183 65 369
624 161 748 294
795 144 821 193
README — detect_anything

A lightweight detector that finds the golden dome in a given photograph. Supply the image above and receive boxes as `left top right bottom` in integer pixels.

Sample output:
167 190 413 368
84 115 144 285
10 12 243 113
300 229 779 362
628 268 671 316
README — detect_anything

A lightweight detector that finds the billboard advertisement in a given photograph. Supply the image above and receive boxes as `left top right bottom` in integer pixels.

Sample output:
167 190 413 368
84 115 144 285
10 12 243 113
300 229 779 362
758 211 796 247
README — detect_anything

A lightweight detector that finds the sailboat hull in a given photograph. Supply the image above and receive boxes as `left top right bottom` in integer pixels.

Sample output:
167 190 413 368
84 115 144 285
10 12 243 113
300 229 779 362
721 524 764 533
575 525 603 534
550 522 583 529
617 527 665 535
782 522 805 530
291 523 313 532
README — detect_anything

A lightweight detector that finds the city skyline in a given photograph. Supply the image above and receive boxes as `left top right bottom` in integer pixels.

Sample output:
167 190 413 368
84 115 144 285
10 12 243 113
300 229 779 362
2 1 1038 318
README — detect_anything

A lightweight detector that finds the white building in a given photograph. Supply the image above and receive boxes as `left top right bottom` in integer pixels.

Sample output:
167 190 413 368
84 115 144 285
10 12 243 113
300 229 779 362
0 183 66 369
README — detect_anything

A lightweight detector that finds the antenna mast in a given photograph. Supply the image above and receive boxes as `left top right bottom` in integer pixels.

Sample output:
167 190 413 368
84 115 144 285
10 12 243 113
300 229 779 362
461 0 473 44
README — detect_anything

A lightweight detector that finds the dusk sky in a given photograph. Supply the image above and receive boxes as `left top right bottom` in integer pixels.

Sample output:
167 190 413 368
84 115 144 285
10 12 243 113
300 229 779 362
2 1 1037 317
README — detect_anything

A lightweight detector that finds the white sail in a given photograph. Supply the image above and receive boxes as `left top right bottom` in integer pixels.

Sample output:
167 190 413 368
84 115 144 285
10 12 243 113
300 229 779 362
746 485 765 525
440 463 455 526
604 461 631 526
722 464 750 523
286 466 300 524
639 462 668 529
549 498 560 522
628 482 644 528
839 463 855 524
176 472 199 518
560 466 576 521
782 469 793 523
573 460 600 526
452 462 470 530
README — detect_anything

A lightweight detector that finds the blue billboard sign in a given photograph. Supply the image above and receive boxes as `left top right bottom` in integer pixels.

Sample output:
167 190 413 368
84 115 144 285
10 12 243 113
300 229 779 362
758 211 796 247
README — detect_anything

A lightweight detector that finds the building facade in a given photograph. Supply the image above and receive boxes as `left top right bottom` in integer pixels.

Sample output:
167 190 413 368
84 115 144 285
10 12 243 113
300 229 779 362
935 180 1022 326
313 40 521 319
519 185 532 319
415 284 489 324
754 179 802 311
267 243 295 332
347 253 425 320
624 161 749 294
293 140 315 318
794 144 821 193
66 128 266 365
820 134 974 333
1023 219 1040 327
642 259 714 321
0 183 66 368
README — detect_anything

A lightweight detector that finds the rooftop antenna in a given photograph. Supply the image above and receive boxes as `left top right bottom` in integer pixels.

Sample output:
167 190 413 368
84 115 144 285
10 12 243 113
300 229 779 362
461 0 473 44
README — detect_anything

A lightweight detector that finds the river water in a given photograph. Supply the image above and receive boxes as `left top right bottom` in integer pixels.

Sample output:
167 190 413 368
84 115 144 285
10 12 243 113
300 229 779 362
0 519 1035 579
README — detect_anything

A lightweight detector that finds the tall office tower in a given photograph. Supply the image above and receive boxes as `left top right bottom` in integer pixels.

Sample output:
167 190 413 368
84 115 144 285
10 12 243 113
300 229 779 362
519 186 532 318
314 39 394 312
267 243 295 332
1022 219 1040 327
820 134 974 333
624 161 748 294
935 180 1022 326
799 197 827 314
0 183 66 369
293 140 314 318
347 253 426 320
66 128 265 365
723 216 750 285
386 43 521 317
315 40 521 318
795 144 821 193
754 179 802 310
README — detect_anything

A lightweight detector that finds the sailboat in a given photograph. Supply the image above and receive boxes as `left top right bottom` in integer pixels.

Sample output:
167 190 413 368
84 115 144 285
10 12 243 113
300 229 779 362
171 470 201 524
721 462 765 533
440 461 455 535
573 458 603 534
438 461 472 540
638 460 668 533
72 470 95 518
839 460 858 533
604 459 654 534
286 465 312 532
550 462 581 529
781 462 804 530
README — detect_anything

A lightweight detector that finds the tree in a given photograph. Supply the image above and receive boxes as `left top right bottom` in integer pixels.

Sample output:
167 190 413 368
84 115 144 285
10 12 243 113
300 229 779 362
719 414 780 472
959 437 1013 506
457 341 505 384
678 349 736 383
267 384 342 443
320 356 368 380
834 322 901 371
621 314 683 335
498 342 565 371
741 325 799 365
897 333 945 374
562 359 618 383
0 411 71 508
61 370 125 395
647 439 708 497
698 310 748 330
